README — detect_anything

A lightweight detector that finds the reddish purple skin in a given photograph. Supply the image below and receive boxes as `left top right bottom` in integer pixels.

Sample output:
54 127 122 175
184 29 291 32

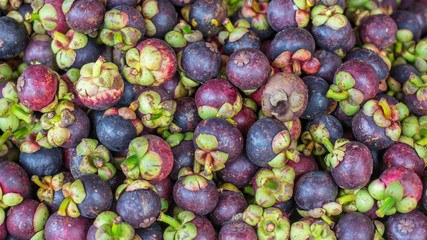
188 215 216 240
141 135 174 182
61 108 90 149
269 27 316 60
76 174 113 219
173 174 219 216
360 14 397 49
352 110 399 150
169 140 195 180
116 188 161 228
363 203 379 220
286 153 318 180
169 0 195 7
193 118 244 162
148 0 177 39
294 171 338 210
223 30 261 56
267 0 297 32
44 0 69 35
0 161 30 198
231 106 257 138
379 167 423 202
218 152 259 188
189 0 227 37
106 0 138 9
407 3 427 35
172 97 202 132
332 105 354 127
150 177 173 203
392 10 421 41
65 0 106 34
45 212 90 240
342 30 356 54
312 20 353 52
209 190 247 226
161 72 180 99
6 199 41 239
24 35 58 71
195 78 239 109
335 212 375 240
403 91 427 117
0 223 6 240
334 59 379 102
314 50 342 83
218 220 257 240
386 210 427 240
226 48 271 90
344 48 390 83
62 148 74 170
383 143 424 176
331 141 373 190
17 64 58 111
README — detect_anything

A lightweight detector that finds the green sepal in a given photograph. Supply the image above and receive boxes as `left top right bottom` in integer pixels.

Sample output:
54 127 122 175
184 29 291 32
69 179 86 204
33 203 49 232
195 134 218 151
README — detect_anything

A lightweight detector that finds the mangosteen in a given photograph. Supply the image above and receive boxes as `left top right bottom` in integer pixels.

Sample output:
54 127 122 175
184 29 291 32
167 132 195 180
23 34 58 70
242 205 291 239
0 16 28 60
115 77 144 108
25 0 69 35
86 211 136 240
141 0 177 39
300 75 333 120
219 19 261 56
0 161 30 208
359 14 397 49
392 10 422 42
209 184 247 226
232 105 258 138
236 0 274 40
383 142 425 176
386 210 427 240
335 212 375 239
19 147 62 177
267 0 312 31
134 222 163 240
44 211 90 240
136 87 176 129
63 0 106 35
219 220 257 240
290 217 336 240
170 97 201 133
189 0 227 37
286 152 318 180
313 49 342 83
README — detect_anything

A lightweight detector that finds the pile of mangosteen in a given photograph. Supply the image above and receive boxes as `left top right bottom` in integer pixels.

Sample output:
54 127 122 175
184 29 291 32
0 0 426 239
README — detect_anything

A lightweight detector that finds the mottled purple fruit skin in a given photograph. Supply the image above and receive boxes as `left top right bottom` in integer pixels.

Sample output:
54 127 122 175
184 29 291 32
0 161 30 199
45 212 90 240
404 90 427 117
407 3 427 35
335 212 375 240
0 16 28 60
267 0 297 32
169 0 195 7
286 153 318 180
246 117 289 167
195 78 240 112
218 152 259 188
294 171 338 210
314 50 342 83
71 38 101 69
352 110 399 150
392 10 422 41
218 220 257 240
6 199 42 240
19 147 63 177
134 222 163 240
43 172 74 212
209 190 247 226
359 14 397 49
383 143 424 176
65 0 106 34
390 64 420 85
306 114 344 148
169 140 195 181
106 0 139 9
301 75 332 120
193 117 244 162
24 34 58 71
226 48 271 90
344 48 390 83
423 171 427 211
115 79 144 108
77 174 113 219
173 175 219 216
148 0 177 39
181 41 222 83
189 0 227 37
116 188 161 228
231 107 257 139
0 223 5 240
386 210 427 240
223 30 261 56
331 141 373 190
172 97 201 132
96 114 137 152
151 177 173 203
269 27 316 60
187 215 216 240
311 19 353 52
62 108 91 148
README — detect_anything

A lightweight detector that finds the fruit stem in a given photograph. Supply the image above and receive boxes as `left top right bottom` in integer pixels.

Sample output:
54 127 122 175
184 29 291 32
92 56 106 77
326 89 349 100
58 196 72 216
402 51 416 62
285 150 294 161
10 105 33 124
193 161 201 174
113 32 124 49
52 31 70 45
121 155 138 172
24 12 39 22
378 98 391 119
376 197 394 218
203 153 213 176
31 176 50 190
157 212 181 229
320 214 334 226
337 194 354 205
223 18 234 32
111 217 122 236
303 141 314 156
0 130 11 146
321 137 334 153
179 20 192 34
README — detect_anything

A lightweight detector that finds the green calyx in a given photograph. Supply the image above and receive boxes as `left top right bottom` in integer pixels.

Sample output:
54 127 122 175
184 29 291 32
76 138 115 181
160 211 197 240
141 0 159 37
290 218 336 240
32 202 50 235
165 132 193 147
254 166 295 207
298 131 327 156
297 202 342 226
327 71 364 116
38 3 59 32
219 18 250 44
194 133 229 177
93 211 136 240
362 99 402 141
402 73 427 103
165 20 203 48
243 204 264 226
0 186 23 208
368 180 417 217
121 137 154 180
137 91 177 128
323 138 349 168
115 180 156 201
80 56 120 88
311 5 348 30
58 179 86 218
0 62 13 82
51 30 88 69
0 82 35 127
257 207 291 240
293 0 315 28
399 115 427 161
32 173 66 203
268 129 299 168
399 40 427 73
336 188 375 213
198 93 243 120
